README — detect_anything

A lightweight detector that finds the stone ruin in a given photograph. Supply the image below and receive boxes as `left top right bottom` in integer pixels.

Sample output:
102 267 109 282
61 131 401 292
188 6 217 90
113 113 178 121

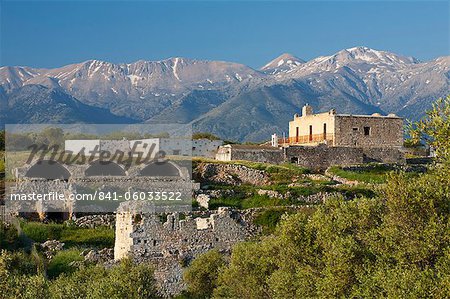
114 201 256 297
8 159 197 221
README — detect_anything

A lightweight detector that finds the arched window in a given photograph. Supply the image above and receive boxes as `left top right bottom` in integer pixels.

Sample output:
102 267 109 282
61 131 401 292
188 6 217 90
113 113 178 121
26 160 71 180
139 161 181 177
85 160 126 176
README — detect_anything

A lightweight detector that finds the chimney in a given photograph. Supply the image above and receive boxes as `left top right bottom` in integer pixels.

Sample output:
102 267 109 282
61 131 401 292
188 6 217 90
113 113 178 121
302 104 313 116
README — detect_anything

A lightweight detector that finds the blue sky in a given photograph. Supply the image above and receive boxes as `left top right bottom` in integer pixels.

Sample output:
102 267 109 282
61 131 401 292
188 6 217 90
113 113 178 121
1 0 449 69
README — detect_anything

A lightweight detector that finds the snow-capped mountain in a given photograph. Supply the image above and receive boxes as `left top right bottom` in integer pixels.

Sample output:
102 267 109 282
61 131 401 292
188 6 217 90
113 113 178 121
1 47 449 141
0 58 261 120
261 53 305 74
286 46 419 76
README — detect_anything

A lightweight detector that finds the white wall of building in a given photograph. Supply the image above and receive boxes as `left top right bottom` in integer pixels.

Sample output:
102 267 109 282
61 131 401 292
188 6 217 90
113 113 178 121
192 139 223 158
65 140 100 154
65 138 222 159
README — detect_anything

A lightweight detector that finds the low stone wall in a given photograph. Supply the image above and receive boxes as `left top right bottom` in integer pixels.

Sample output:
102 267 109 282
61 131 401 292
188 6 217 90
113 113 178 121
286 145 405 170
216 144 405 170
362 147 405 164
401 146 429 157
285 145 364 170
216 145 284 164
194 163 270 186
231 149 284 164
74 214 115 228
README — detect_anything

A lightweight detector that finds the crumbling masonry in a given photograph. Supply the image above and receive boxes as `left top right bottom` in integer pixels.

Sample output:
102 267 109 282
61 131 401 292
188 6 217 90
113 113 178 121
114 202 255 296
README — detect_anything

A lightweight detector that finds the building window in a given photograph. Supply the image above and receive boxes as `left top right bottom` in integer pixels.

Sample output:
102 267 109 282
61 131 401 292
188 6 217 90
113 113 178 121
364 126 371 136
323 123 327 139
309 125 313 141
296 127 299 142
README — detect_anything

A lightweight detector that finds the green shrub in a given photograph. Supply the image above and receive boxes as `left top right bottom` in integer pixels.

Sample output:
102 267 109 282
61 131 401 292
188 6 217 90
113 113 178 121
212 162 450 298
0 156 5 172
192 132 220 140
1 252 158 299
0 250 37 276
49 259 158 299
0 223 23 250
183 249 226 298
253 209 287 234
46 249 83 279
241 195 287 209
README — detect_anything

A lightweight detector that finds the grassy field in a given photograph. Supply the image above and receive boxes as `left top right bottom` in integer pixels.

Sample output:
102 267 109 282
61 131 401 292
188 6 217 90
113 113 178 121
327 164 394 184
21 221 115 248
193 158 309 183
2 221 112 279
205 181 376 210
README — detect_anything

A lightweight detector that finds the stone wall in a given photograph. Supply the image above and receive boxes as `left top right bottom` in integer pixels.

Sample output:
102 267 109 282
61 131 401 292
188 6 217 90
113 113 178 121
194 163 270 186
99 140 131 155
334 115 403 148
73 214 115 228
362 147 405 164
65 138 223 159
215 144 405 170
192 139 223 158
11 160 197 217
287 105 403 148
114 204 255 297
285 145 364 170
401 146 429 157
216 144 284 164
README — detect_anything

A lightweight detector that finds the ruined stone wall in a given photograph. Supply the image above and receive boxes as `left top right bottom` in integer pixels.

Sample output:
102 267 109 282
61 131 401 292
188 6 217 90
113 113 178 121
194 163 271 186
7 178 74 219
114 210 135 261
334 115 403 148
114 205 254 296
12 160 197 217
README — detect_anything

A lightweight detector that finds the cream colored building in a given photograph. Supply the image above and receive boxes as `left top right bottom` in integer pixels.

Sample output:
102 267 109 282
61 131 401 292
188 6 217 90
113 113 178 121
285 104 403 148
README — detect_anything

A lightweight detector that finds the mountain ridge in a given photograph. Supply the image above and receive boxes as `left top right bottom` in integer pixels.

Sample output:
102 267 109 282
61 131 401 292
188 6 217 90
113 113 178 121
1 47 449 141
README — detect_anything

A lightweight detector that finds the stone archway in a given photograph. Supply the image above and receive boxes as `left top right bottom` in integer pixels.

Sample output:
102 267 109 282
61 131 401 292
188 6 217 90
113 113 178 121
25 160 71 180
85 160 126 176
139 161 182 177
